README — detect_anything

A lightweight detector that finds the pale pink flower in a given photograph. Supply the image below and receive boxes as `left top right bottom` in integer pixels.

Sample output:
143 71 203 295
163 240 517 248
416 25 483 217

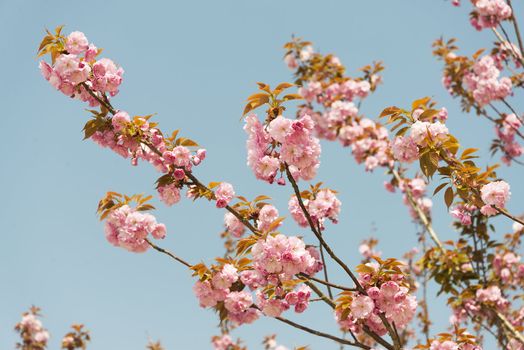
350 295 374 319
480 180 510 208
212 264 238 289
215 182 235 208
224 212 245 238
392 136 419 163
66 31 89 54
158 183 181 206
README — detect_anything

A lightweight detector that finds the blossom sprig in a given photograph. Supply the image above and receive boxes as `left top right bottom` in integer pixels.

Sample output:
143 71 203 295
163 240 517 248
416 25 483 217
61 324 90 350
96 192 167 253
211 333 247 350
283 39 390 172
414 327 482 350
335 257 417 347
433 37 524 165
243 82 321 183
38 27 122 106
283 36 383 94
191 235 323 326
380 99 520 222
15 307 50 350
288 182 341 230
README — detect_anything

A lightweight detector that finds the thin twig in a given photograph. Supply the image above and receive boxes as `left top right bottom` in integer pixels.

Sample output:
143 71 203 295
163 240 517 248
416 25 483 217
275 316 371 349
300 273 357 292
145 239 192 268
304 281 336 309
495 206 524 226
317 221 334 299
492 27 524 68
391 168 444 251
491 308 524 346
507 0 524 55
284 164 364 292
285 164 396 349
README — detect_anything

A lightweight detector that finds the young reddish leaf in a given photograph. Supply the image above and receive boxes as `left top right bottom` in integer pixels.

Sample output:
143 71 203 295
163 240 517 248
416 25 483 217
444 187 454 208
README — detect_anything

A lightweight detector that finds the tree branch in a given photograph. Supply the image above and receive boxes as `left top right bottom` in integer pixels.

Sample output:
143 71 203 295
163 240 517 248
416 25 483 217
145 239 192 268
275 316 371 350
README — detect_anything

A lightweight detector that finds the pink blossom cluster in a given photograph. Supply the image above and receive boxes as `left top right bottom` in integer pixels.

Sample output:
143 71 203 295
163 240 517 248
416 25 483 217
251 234 323 280
479 180 511 216
391 135 419 163
257 284 312 317
224 212 246 238
211 334 234 350
288 49 392 172
38 31 212 213
396 177 433 219
193 264 261 326
493 251 524 283
450 204 476 226
223 204 280 239
409 120 450 147
495 114 523 165
40 31 123 106
215 182 235 208
493 42 523 69
91 109 207 174
257 204 281 232
299 80 370 106
463 55 512 106
194 237 321 323
15 310 50 348
288 189 341 229
244 113 321 183
263 335 290 350
104 204 166 253
450 285 510 326
391 116 449 163
337 117 393 171
336 268 417 336
429 339 481 350
358 241 382 260
470 0 512 30
297 101 392 172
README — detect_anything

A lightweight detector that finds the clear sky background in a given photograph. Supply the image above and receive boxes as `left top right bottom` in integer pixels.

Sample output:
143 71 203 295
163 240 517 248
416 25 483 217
1 0 523 349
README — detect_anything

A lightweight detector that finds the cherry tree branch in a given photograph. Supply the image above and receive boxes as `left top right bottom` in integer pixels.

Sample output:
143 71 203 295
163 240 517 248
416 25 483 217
145 239 192 268
284 163 363 292
495 206 524 226
491 307 524 346
491 27 524 68
284 163 398 350
507 0 524 55
300 273 358 292
274 316 371 350
390 168 444 251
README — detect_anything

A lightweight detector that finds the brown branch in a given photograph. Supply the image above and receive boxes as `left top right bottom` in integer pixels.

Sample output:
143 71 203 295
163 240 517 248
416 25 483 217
285 164 396 349
80 82 116 115
318 221 334 299
284 163 364 292
304 281 336 309
495 206 524 226
492 27 524 68
391 168 444 251
491 307 524 346
275 316 371 349
300 273 357 292
507 0 524 55
145 238 192 268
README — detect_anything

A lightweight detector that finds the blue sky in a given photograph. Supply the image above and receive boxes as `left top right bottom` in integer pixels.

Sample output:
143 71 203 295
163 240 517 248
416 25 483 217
1 0 523 349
